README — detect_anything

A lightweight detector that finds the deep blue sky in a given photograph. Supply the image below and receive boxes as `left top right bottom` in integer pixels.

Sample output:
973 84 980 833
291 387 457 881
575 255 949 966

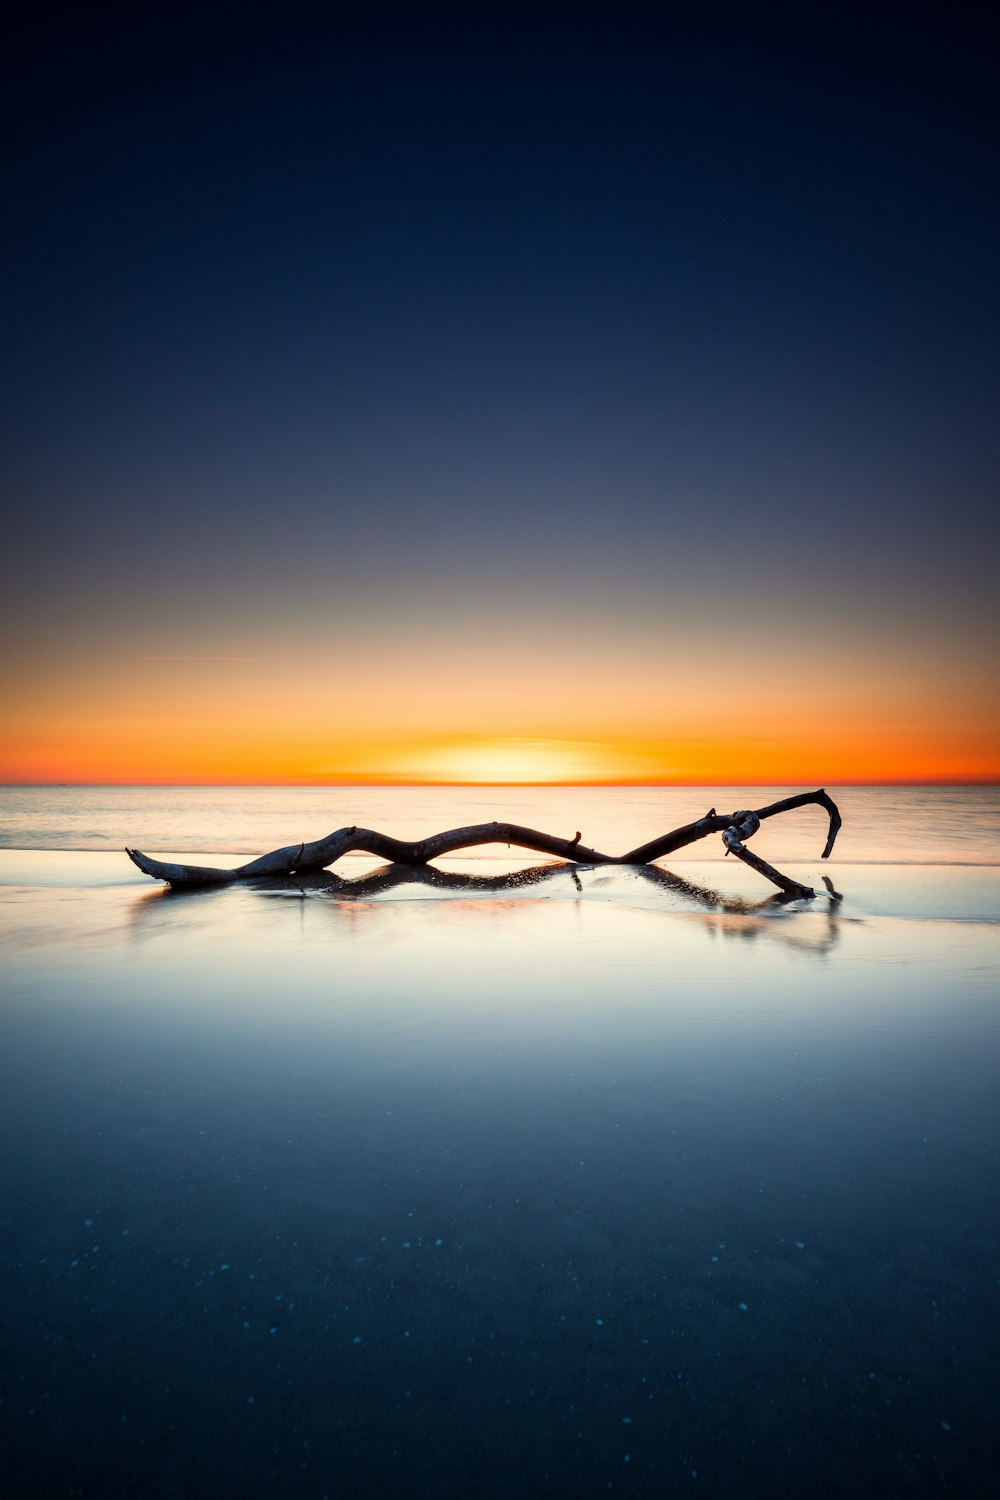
3 7 998 780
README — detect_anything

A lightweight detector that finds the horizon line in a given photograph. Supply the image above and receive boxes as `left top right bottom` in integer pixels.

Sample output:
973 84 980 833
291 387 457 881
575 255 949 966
3 778 998 790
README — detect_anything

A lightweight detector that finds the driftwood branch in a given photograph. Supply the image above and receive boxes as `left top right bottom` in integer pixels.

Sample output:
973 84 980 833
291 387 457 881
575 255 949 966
126 788 840 899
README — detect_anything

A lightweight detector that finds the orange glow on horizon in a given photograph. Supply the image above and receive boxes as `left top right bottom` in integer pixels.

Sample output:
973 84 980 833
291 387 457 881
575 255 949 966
3 623 998 787
2 730 998 787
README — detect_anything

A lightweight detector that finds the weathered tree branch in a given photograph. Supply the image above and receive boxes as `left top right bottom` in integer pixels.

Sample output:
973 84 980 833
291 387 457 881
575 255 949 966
126 788 840 897
721 812 813 899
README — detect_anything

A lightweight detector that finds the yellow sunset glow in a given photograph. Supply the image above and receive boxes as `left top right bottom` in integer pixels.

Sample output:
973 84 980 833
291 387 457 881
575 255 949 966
2 619 998 786
373 739 628 784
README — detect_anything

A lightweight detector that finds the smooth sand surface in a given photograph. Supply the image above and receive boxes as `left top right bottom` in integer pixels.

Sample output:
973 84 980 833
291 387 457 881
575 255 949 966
2 852 998 1494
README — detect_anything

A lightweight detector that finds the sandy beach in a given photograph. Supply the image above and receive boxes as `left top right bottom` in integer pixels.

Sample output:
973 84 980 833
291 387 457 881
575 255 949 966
2 845 998 1494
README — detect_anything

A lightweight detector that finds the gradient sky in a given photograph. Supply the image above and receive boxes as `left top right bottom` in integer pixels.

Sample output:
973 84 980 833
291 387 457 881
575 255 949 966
3 10 998 783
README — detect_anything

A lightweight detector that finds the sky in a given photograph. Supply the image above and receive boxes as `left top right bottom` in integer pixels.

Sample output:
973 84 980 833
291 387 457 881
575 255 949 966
3 8 998 784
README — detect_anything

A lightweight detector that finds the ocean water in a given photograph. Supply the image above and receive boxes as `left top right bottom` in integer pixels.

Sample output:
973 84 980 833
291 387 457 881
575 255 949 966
1 786 998 1495
2 782 999 863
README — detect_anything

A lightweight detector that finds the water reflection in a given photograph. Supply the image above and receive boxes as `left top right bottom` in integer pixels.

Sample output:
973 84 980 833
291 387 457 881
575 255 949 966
125 860 845 952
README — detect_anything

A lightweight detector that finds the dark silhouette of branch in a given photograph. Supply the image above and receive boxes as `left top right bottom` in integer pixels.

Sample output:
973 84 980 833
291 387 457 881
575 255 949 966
126 788 840 898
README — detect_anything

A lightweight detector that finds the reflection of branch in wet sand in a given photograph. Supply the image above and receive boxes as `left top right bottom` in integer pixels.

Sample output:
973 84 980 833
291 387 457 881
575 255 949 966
697 910 842 954
317 862 567 899
127 860 844 951
302 862 843 952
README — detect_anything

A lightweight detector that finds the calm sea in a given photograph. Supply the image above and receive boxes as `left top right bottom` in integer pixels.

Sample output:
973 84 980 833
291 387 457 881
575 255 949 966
0 783 997 863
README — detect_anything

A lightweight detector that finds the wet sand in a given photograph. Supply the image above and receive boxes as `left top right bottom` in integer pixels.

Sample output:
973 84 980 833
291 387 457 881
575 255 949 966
2 854 998 1494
